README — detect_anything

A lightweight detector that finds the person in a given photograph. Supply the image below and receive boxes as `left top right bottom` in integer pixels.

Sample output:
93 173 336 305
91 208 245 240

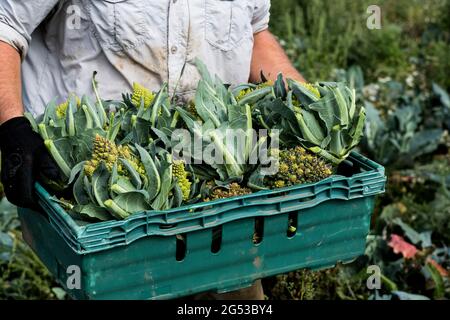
0 0 305 300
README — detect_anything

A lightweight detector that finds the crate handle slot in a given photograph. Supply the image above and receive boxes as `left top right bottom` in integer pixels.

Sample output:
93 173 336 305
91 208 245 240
176 234 187 261
252 217 264 245
211 226 222 254
287 212 298 238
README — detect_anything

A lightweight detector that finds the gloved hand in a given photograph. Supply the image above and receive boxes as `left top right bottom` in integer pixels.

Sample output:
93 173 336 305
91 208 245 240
0 116 61 208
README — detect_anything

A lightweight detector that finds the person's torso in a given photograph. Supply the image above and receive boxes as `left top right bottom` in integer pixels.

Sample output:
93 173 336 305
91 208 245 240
23 0 256 116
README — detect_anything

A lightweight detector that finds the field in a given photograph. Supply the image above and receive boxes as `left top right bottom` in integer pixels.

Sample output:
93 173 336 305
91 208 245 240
1 0 449 300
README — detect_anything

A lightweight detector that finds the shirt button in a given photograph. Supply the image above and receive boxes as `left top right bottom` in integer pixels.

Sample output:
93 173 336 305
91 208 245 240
171 46 178 54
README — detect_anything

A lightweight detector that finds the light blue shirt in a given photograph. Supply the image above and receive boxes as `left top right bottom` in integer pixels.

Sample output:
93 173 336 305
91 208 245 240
0 0 271 116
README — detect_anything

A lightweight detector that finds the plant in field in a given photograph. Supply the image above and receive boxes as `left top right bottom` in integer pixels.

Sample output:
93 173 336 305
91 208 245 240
0 198 65 300
360 83 448 169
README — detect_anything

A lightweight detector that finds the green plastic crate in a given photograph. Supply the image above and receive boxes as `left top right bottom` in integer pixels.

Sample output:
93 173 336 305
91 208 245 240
18 152 386 300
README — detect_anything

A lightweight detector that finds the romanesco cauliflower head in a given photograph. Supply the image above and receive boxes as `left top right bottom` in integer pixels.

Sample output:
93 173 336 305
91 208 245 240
266 146 333 188
131 83 155 108
172 160 192 201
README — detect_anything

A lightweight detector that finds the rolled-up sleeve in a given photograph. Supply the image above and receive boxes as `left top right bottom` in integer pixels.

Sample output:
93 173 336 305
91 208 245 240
0 0 59 59
251 0 271 34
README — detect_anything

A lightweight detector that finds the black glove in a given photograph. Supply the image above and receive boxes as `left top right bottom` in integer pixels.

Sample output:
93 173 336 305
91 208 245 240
0 116 61 208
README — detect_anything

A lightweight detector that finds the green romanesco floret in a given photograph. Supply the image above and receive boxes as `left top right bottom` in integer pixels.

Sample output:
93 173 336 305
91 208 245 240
205 183 252 201
84 135 119 176
292 82 321 108
186 101 203 122
266 146 333 189
84 135 145 177
131 82 156 108
236 88 254 101
297 82 321 99
56 94 81 119
172 160 192 201
235 81 273 101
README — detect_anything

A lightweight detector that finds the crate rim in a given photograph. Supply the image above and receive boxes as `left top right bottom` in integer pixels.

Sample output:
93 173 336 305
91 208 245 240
34 151 386 254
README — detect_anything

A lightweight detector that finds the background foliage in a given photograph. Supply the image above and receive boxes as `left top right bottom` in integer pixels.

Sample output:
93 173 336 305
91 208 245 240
1 0 449 300
264 0 450 300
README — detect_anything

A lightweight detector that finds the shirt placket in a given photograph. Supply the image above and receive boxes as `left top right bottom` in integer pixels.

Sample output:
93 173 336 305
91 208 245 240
167 0 189 95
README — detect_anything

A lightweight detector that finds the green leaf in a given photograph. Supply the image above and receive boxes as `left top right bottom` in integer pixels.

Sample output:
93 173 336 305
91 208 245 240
106 112 122 141
238 86 273 106
111 177 136 194
92 71 107 125
72 203 111 221
110 162 119 186
347 107 366 150
194 58 213 86
52 288 67 300
308 146 343 165
44 139 72 179
82 96 102 128
247 167 269 190
65 97 76 136
135 144 160 200
132 117 152 146
151 127 171 147
24 112 39 132
288 79 320 105
330 84 350 127
391 291 430 300
151 157 172 210
432 83 450 108
150 83 168 126
195 81 222 128
43 98 58 123
91 163 110 208
119 158 142 189
81 104 93 129
104 199 131 220
393 218 423 245
171 183 183 208
308 96 340 135
296 109 325 145
274 73 287 99
83 175 96 204
68 161 86 185
113 192 151 214
425 262 445 299
409 129 443 158
73 171 90 205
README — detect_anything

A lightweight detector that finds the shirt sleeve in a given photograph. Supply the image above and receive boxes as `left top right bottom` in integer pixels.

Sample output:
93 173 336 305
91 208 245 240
0 0 59 59
251 0 271 34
